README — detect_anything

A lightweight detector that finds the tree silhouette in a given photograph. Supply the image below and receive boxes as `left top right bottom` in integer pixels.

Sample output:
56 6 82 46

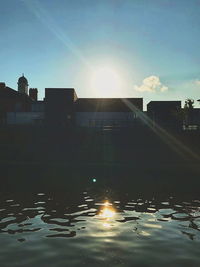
184 99 194 110
184 99 194 126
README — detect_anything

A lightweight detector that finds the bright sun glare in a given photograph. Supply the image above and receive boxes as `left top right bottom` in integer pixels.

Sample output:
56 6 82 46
100 207 115 219
99 201 116 219
90 67 122 97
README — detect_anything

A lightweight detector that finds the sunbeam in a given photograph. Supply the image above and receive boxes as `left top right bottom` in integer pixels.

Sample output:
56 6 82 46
22 0 91 69
121 98 200 162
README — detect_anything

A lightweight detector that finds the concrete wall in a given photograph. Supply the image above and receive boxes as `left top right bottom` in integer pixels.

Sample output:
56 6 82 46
7 112 44 125
76 112 138 127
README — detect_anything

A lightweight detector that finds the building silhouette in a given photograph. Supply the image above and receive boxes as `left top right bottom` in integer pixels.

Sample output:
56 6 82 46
44 88 142 128
0 76 40 125
147 101 182 130
18 74 28 95
1 79 143 127
1 75 200 130
29 88 38 101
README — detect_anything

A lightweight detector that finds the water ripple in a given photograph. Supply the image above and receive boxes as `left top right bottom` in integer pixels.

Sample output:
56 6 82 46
1 191 200 266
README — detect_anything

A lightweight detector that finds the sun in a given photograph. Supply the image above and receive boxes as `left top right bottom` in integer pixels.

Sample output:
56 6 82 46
90 66 122 97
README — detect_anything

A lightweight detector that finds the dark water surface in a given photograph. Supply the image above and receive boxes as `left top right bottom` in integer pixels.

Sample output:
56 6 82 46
0 188 200 267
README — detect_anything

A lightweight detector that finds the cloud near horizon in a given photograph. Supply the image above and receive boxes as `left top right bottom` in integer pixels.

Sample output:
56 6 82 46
134 75 168 93
195 79 200 86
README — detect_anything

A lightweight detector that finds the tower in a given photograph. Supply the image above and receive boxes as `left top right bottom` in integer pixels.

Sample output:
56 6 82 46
18 74 28 94
29 88 38 101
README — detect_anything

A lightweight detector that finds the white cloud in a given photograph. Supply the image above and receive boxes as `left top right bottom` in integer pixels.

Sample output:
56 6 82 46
160 86 168 92
134 75 168 93
195 80 200 86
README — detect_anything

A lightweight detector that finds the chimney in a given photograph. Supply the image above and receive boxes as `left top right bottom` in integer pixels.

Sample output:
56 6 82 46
0 82 6 89
29 88 38 101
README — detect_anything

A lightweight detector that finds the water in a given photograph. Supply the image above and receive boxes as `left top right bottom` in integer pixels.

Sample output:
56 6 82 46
1 189 200 267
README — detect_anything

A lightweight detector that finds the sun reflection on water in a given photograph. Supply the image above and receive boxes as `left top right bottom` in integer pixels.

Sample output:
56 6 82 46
99 202 116 219
97 202 117 230
99 207 116 219
96 201 117 232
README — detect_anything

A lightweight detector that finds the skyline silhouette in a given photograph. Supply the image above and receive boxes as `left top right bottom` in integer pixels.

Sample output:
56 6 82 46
0 0 200 108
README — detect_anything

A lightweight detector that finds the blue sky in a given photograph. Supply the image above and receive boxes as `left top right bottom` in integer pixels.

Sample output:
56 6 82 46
0 0 200 108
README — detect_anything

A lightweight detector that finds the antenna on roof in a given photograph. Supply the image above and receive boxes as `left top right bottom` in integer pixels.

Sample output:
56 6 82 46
22 73 24 76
